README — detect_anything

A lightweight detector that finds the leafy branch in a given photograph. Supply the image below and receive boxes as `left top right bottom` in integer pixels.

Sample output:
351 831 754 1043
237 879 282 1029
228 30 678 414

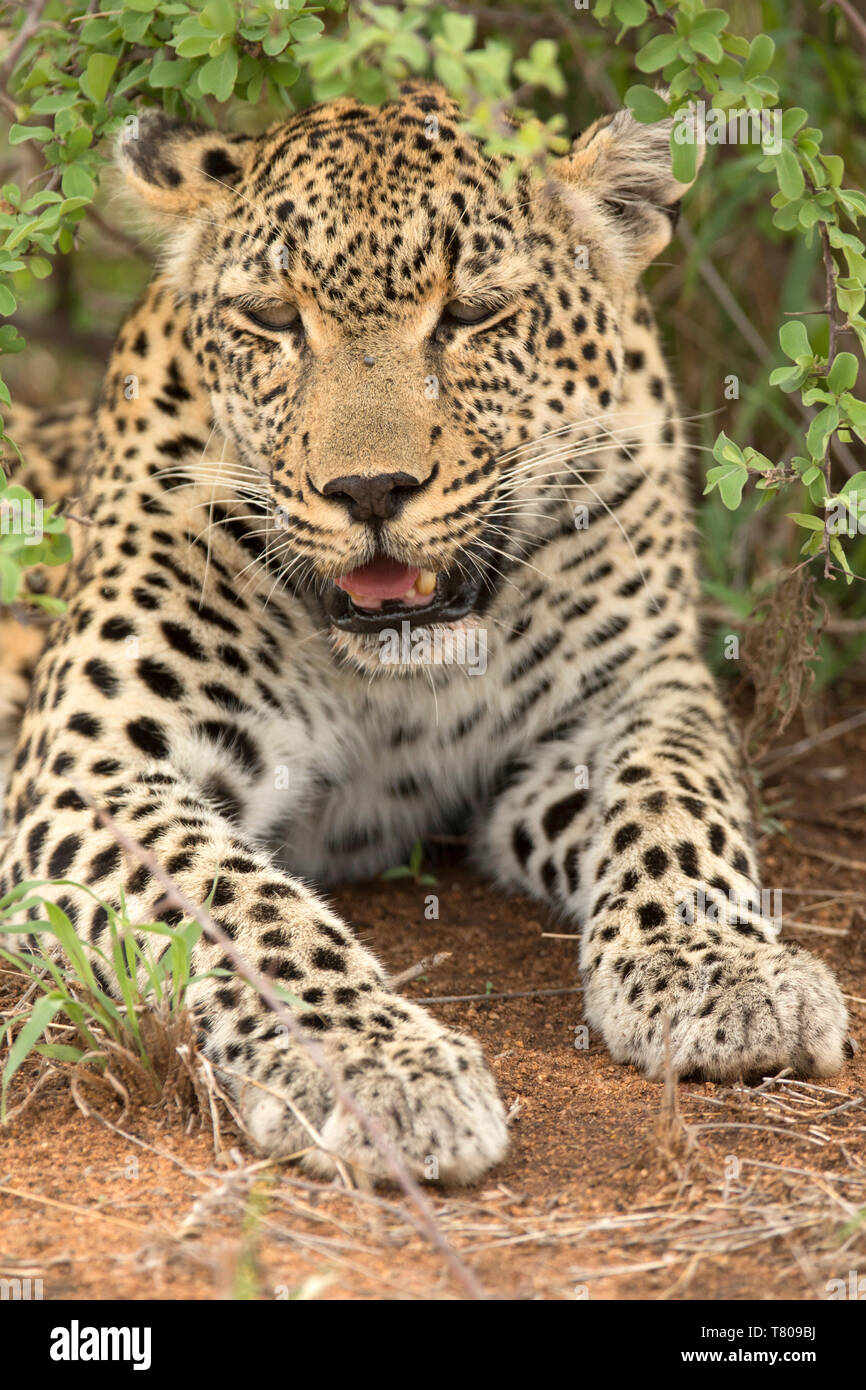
596 0 865 584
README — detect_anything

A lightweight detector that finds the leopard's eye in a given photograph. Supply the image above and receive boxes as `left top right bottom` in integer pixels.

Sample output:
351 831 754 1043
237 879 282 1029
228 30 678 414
441 300 501 326
243 302 301 332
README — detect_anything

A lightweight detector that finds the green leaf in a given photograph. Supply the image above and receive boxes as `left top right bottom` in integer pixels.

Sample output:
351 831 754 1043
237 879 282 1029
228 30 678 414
60 165 95 200
202 0 236 33
0 285 17 316
8 124 51 145
29 593 67 616
769 364 806 392
787 512 825 531
828 353 859 394
717 466 748 510
433 53 468 93
29 92 81 114
713 431 745 467
150 58 195 88
781 108 808 139
34 1044 84 1063
742 447 775 473
806 404 840 458
80 53 118 106
289 16 325 41
440 12 476 51
0 554 20 603
802 387 834 407
2 994 64 1104
744 34 775 79
841 394 866 437
65 125 93 159
263 31 291 56
614 0 648 25
779 319 812 362
776 145 805 200
625 85 669 124
829 535 853 581
839 189 866 218
267 57 300 89
690 32 723 62
0 324 24 352
705 453 748 510
635 34 681 72
4 217 41 255
821 155 844 187
514 40 567 97
693 7 728 33
118 8 153 41
271 982 310 1012
670 127 698 184
838 279 866 317
197 46 239 101
174 33 215 58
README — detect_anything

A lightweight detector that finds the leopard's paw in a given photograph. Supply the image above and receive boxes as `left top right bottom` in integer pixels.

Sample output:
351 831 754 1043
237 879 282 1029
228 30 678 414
587 939 850 1083
302 1015 508 1185
239 1002 508 1184
239 1062 333 1159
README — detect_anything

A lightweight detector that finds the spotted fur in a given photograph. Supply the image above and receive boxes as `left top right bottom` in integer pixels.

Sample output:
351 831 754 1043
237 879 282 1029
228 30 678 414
0 85 849 1182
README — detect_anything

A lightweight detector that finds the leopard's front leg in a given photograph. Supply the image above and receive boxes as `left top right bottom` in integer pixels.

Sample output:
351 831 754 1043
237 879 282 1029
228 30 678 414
476 663 849 1081
2 752 506 1185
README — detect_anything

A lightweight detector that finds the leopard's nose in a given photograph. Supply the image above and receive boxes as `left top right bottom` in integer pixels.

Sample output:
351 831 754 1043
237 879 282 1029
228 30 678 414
322 471 423 522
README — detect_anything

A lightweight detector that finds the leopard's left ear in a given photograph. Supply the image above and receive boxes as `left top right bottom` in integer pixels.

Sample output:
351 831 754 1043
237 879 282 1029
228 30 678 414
552 104 703 285
116 111 256 217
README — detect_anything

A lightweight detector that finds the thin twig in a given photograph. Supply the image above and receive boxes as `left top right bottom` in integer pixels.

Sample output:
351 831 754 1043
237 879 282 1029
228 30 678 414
783 919 849 937
759 709 866 774
0 1182 151 1233
423 985 583 1004
389 951 452 990
796 844 866 874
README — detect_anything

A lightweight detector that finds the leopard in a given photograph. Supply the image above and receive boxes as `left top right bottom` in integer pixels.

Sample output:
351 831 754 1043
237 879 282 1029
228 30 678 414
0 82 850 1184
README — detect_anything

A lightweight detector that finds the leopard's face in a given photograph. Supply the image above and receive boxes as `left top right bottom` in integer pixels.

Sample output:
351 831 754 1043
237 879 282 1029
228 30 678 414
120 84 694 670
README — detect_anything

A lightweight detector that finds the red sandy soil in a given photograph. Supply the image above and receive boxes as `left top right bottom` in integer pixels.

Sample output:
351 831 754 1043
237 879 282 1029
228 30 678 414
1 691 865 1301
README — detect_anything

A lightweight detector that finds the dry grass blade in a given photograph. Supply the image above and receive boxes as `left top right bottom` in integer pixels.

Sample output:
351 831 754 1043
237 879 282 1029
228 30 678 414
653 1018 695 1173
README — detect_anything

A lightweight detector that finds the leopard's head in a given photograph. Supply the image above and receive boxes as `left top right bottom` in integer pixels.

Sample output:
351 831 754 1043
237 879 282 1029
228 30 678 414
119 83 698 671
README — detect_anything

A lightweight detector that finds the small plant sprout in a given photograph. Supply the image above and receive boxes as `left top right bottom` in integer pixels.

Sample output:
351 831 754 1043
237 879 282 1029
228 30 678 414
380 839 438 887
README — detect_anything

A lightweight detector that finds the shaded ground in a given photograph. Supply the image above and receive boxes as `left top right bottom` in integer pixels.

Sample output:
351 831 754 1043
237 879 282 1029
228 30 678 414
1 693 866 1301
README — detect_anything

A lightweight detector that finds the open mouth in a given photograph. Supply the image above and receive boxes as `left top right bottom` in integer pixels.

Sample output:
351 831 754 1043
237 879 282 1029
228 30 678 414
323 556 481 632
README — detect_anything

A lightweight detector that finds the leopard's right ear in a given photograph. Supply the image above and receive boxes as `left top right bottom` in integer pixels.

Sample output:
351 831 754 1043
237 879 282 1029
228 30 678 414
116 111 255 217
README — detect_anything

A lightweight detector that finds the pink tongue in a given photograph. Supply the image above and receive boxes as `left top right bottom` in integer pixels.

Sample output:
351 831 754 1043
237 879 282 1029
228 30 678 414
335 558 419 600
